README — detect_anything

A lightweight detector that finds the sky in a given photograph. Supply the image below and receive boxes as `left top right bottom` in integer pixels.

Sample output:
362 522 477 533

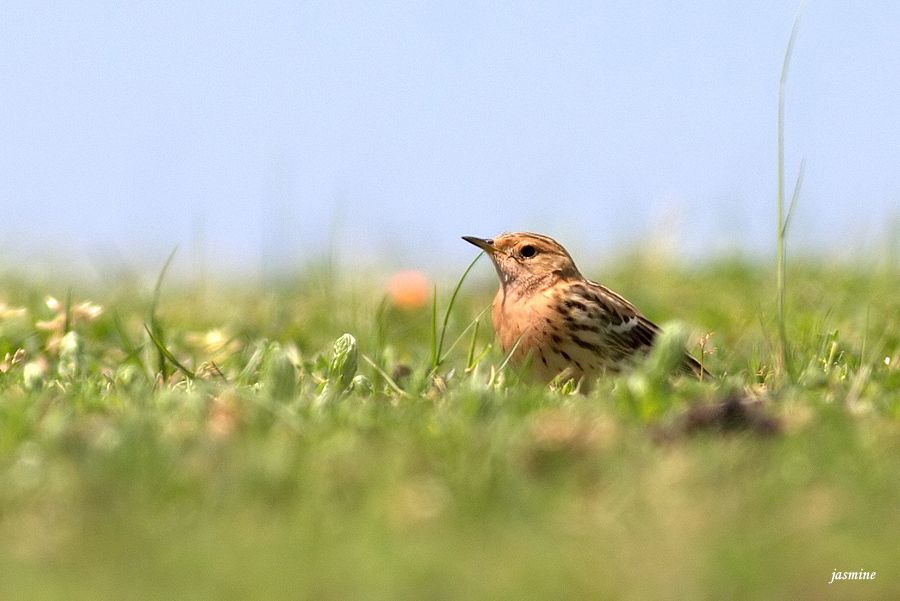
1 1 898 278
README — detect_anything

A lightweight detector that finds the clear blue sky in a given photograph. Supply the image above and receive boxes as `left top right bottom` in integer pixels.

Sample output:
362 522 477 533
2 2 898 276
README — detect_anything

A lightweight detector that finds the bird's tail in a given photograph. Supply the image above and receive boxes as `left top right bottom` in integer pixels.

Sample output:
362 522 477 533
681 352 710 379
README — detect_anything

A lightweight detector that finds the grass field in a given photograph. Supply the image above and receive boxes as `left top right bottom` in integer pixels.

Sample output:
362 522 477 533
0 252 898 600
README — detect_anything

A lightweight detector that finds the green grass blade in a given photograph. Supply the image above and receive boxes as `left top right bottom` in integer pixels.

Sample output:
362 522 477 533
434 251 484 368
430 284 438 368
144 323 196 380
466 313 482 369
113 310 149 376
782 158 806 237
497 336 523 374
150 247 179 320
149 248 179 380
440 304 491 369
776 1 806 381
361 353 409 398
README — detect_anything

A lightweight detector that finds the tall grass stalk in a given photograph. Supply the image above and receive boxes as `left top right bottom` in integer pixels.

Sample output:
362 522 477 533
149 248 179 380
430 252 483 370
776 2 806 380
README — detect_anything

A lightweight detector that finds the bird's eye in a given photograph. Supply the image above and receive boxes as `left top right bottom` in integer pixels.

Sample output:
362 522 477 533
519 244 537 258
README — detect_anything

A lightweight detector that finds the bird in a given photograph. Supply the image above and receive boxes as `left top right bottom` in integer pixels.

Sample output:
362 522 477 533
462 232 704 383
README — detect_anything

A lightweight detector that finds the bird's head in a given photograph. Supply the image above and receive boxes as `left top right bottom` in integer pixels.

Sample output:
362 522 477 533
462 232 582 288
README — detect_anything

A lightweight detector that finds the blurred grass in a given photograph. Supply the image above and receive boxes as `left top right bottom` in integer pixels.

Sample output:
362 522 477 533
0 255 898 600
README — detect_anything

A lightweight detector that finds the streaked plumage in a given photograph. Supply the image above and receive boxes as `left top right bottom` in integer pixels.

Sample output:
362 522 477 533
463 232 703 382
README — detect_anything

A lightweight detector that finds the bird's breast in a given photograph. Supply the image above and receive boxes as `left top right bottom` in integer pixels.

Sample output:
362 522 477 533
492 287 569 374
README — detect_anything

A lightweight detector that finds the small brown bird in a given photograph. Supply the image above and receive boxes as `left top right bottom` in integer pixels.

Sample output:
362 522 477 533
462 232 704 382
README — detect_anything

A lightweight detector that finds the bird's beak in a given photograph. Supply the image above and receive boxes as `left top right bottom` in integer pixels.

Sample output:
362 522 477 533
462 236 496 254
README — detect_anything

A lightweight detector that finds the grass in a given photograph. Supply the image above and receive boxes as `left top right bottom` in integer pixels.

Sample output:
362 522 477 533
775 1 807 380
0 252 898 600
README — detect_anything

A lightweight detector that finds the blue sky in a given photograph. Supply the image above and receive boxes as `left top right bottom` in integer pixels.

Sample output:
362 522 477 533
2 2 898 276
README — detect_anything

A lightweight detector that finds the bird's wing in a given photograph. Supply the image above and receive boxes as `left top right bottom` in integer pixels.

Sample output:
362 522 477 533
561 281 657 358
574 280 704 376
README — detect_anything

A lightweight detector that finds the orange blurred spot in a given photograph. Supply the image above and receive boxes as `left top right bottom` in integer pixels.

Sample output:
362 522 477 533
387 270 431 309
